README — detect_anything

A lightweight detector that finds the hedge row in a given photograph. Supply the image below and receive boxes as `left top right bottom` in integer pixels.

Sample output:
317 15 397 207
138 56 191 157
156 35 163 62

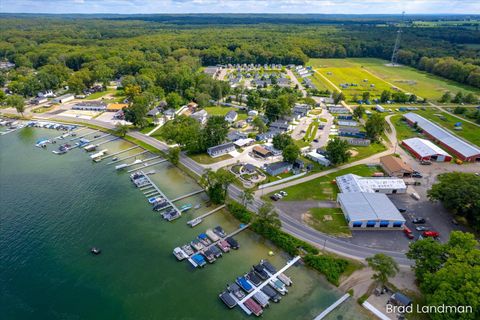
226 202 253 224
303 253 350 286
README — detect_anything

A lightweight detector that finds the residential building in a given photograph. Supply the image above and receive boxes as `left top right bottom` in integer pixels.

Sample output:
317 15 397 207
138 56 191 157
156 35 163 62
404 113 480 162
265 161 292 176
234 138 254 148
147 107 161 117
293 104 310 118
380 155 414 177
253 145 273 158
163 109 176 120
227 131 248 142
106 103 128 112
248 110 259 117
306 151 331 166
207 142 236 158
269 120 291 132
53 94 74 104
338 126 366 138
337 120 358 127
255 131 279 142
402 137 452 162
389 292 412 307
375 105 386 112
345 138 371 146
191 109 208 125
225 110 238 123
337 192 405 229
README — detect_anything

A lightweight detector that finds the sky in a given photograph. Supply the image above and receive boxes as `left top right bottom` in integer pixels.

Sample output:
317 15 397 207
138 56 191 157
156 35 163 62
1 0 479 15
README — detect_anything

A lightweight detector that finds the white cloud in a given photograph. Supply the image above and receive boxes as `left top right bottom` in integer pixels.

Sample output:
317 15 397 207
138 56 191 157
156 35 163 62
1 0 479 14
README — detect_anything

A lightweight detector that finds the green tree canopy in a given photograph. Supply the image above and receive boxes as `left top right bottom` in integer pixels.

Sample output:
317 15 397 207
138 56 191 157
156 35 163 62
366 253 399 285
365 113 386 141
325 137 351 165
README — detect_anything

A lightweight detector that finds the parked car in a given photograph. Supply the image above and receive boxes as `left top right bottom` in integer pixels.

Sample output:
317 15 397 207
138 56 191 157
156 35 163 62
420 160 432 165
423 231 439 238
279 191 288 197
270 195 279 201
274 193 283 199
397 208 407 213
313 139 319 143
412 218 426 224
415 226 429 231
412 173 423 178
403 227 414 239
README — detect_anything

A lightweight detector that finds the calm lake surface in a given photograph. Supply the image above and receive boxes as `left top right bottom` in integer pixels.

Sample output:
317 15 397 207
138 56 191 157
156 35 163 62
0 126 369 320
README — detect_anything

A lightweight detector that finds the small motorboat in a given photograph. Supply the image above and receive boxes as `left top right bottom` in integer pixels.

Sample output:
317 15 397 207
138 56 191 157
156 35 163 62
236 276 254 293
90 247 101 255
194 204 201 210
112 157 118 161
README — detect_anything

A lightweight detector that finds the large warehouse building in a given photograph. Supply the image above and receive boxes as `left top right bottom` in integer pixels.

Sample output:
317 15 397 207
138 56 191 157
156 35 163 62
403 113 480 162
337 192 406 229
336 174 407 194
402 137 452 162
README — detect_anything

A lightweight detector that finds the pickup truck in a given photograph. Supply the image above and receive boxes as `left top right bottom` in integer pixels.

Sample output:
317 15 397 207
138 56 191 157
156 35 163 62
422 231 439 238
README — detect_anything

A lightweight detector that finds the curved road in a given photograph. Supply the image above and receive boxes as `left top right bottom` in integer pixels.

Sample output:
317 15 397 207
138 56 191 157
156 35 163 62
46 114 411 266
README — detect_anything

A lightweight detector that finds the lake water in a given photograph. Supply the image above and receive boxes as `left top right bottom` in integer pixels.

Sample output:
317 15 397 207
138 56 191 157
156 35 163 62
0 126 370 320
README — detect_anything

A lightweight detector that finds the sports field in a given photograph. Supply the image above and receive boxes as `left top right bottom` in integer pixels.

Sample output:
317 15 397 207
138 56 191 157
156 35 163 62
307 58 480 101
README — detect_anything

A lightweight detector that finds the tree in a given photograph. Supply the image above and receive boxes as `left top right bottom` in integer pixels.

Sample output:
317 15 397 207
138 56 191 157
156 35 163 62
254 203 281 233
247 91 263 110
362 91 370 101
333 91 345 105
161 115 202 153
366 253 399 285
202 116 229 149
408 94 417 103
464 93 477 104
427 172 480 230
326 137 351 165
252 117 267 133
365 113 386 141
168 147 180 165
166 92 184 109
264 94 293 122
124 84 141 101
200 168 236 204
114 123 129 137
452 91 464 103
353 105 364 119
195 92 211 108
6 95 25 116
242 189 254 207
303 97 316 107
439 91 452 103
272 133 294 150
380 90 391 103
282 144 300 163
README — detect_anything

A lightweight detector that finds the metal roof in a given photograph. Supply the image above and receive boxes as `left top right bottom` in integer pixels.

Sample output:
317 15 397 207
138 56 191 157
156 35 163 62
336 174 406 193
404 113 480 157
338 192 405 222
402 137 451 158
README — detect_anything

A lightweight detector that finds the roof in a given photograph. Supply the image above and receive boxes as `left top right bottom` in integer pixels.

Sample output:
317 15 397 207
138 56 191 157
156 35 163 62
225 110 238 118
234 138 254 147
402 137 451 158
253 145 272 156
338 192 405 222
266 161 291 171
107 103 128 111
380 155 413 173
391 292 412 306
404 113 480 157
207 142 235 153
336 174 406 193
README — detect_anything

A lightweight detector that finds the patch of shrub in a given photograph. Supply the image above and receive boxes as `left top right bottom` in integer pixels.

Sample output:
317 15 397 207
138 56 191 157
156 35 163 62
227 202 252 224
304 253 349 286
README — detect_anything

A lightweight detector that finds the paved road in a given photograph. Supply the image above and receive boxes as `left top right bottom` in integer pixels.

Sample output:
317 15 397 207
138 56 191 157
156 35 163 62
286 69 307 97
43 114 412 265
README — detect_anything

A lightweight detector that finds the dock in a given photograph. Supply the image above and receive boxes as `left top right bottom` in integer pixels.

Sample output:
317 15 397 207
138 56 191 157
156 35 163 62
96 137 119 146
236 256 301 314
314 293 350 320
118 155 162 170
102 146 139 160
171 189 204 202
126 159 167 173
109 150 148 164
187 205 225 227
71 129 99 141
88 133 111 143
138 170 181 216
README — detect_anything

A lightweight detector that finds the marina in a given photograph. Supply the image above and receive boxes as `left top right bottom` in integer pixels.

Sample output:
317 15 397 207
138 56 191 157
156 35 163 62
109 150 149 164
187 205 226 227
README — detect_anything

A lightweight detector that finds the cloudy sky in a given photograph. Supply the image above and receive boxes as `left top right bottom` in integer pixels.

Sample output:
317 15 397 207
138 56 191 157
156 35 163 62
1 0 479 14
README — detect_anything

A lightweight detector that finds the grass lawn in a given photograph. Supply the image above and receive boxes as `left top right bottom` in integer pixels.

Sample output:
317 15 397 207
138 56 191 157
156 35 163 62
310 73 334 91
349 141 387 162
305 207 351 237
269 164 382 201
413 109 480 147
391 114 423 141
189 152 233 164
85 88 116 100
204 106 248 120
307 58 480 101
31 105 55 113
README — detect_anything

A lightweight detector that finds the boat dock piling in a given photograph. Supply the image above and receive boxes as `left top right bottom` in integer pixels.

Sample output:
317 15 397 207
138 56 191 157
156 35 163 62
139 170 181 216
102 146 139 160
126 159 167 173
171 189 204 202
313 293 350 320
187 205 226 227
96 137 119 146
70 129 100 141
236 256 301 313
88 133 111 143
109 150 148 164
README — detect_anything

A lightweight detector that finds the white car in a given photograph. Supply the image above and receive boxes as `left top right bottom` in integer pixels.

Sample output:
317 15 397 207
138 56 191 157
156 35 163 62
279 191 288 197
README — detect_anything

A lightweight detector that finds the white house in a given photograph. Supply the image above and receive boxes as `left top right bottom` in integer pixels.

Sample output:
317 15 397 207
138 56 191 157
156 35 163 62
225 110 238 123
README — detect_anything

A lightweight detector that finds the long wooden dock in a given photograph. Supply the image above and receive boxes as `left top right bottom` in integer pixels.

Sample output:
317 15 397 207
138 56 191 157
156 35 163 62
236 256 301 313
139 170 180 216
96 137 119 146
171 189 204 202
314 293 350 320
119 155 161 169
102 146 139 159
88 133 111 143
109 150 148 164
187 205 225 227
71 129 99 141
126 159 167 173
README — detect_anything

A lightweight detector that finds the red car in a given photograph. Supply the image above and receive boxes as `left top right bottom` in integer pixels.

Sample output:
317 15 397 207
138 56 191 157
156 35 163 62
404 227 414 239
423 231 439 238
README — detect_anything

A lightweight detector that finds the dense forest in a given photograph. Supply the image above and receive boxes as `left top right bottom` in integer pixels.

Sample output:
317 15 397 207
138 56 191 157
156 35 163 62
0 14 479 101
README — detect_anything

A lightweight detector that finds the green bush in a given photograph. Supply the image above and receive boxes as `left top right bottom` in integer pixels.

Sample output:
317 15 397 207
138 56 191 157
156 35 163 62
227 202 253 224
357 293 369 305
304 253 349 286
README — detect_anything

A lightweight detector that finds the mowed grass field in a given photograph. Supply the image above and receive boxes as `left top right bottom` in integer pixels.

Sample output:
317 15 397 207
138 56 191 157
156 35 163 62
307 58 480 101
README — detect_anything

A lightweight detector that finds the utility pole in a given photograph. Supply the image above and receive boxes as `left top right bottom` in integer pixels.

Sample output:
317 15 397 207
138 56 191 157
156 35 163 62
390 12 405 66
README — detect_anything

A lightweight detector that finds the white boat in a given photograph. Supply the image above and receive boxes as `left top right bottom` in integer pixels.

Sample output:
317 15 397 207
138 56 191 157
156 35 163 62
187 218 202 227
84 144 97 152
277 273 292 286
253 291 270 308
173 247 188 261
206 229 220 242
90 149 108 162
115 163 128 170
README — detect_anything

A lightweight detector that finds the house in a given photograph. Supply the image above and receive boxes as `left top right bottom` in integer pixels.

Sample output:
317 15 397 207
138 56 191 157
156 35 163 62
375 105 386 113
293 104 311 118
147 107 161 117
207 142 236 158
403 113 480 162
338 126 366 138
234 138 254 148
269 120 291 132
187 102 198 112
306 151 331 166
380 155 414 177
225 110 238 123
163 109 176 120
336 174 407 194
53 94 74 104
243 163 257 174
191 109 208 125
402 137 452 162
265 161 292 176
389 292 412 307
32 97 48 105
256 131 279 142
227 131 248 142
106 103 128 112
329 107 350 114
293 159 304 170
71 101 106 111
204 66 219 77
248 110 259 117
277 78 290 88
345 138 371 146
337 192 405 229
253 145 273 158
337 120 358 127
